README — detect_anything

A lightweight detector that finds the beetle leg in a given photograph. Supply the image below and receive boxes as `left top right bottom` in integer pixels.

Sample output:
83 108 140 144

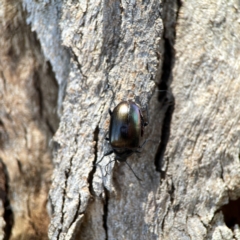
124 160 142 182
103 131 109 141
139 139 149 149
144 105 149 126
140 104 149 127
105 163 110 176
95 150 114 165
104 159 116 176
135 139 149 155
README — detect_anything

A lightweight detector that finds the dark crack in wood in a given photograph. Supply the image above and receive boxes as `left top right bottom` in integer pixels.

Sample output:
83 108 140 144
87 125 99 196
221 198 240 230
0 159 13 240
57 136 78 239
155 98 175 174
56 168 70 240
103 187 109 240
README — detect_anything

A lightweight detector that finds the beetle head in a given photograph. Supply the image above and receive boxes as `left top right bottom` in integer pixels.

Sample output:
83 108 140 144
114 149 134 162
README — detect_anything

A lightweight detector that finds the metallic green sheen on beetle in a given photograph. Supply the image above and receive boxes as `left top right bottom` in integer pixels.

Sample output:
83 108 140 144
95 100 148 181
107 100 148 161
110 101 143 148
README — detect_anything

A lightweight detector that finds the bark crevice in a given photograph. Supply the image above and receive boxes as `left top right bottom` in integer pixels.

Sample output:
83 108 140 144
56 168 70 240
155 99 175 174
103 187 109 240
0 159 13 240
57 137 78 239
87 125 99 196
154 0 180 174
221 198 240 230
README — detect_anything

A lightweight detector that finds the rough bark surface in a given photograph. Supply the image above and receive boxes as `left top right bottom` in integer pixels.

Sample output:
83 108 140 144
1 0 240 239
0 1 59 239
164 1 240 239
46 0 162 239
44 0 240 239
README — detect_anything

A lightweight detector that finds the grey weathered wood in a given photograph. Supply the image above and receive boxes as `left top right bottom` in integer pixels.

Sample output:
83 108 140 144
1 0 240 239
45 0 240 239
162 0 240 239
0 1 59 239
45 0 163 239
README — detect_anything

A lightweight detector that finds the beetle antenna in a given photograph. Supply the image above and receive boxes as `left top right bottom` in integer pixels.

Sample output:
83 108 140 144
95 150 113 166
124 160 142 182
104 159 116 176
140 139 151 148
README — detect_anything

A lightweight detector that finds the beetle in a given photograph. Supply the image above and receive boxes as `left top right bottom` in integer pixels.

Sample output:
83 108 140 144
96 100 148 180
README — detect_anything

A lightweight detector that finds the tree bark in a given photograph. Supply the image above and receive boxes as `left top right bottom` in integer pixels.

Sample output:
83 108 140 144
0 1 59 239
1 0 240 240
47 0 163 238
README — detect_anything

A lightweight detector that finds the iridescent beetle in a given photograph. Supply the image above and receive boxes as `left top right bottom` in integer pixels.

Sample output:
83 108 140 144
97 100 148 180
